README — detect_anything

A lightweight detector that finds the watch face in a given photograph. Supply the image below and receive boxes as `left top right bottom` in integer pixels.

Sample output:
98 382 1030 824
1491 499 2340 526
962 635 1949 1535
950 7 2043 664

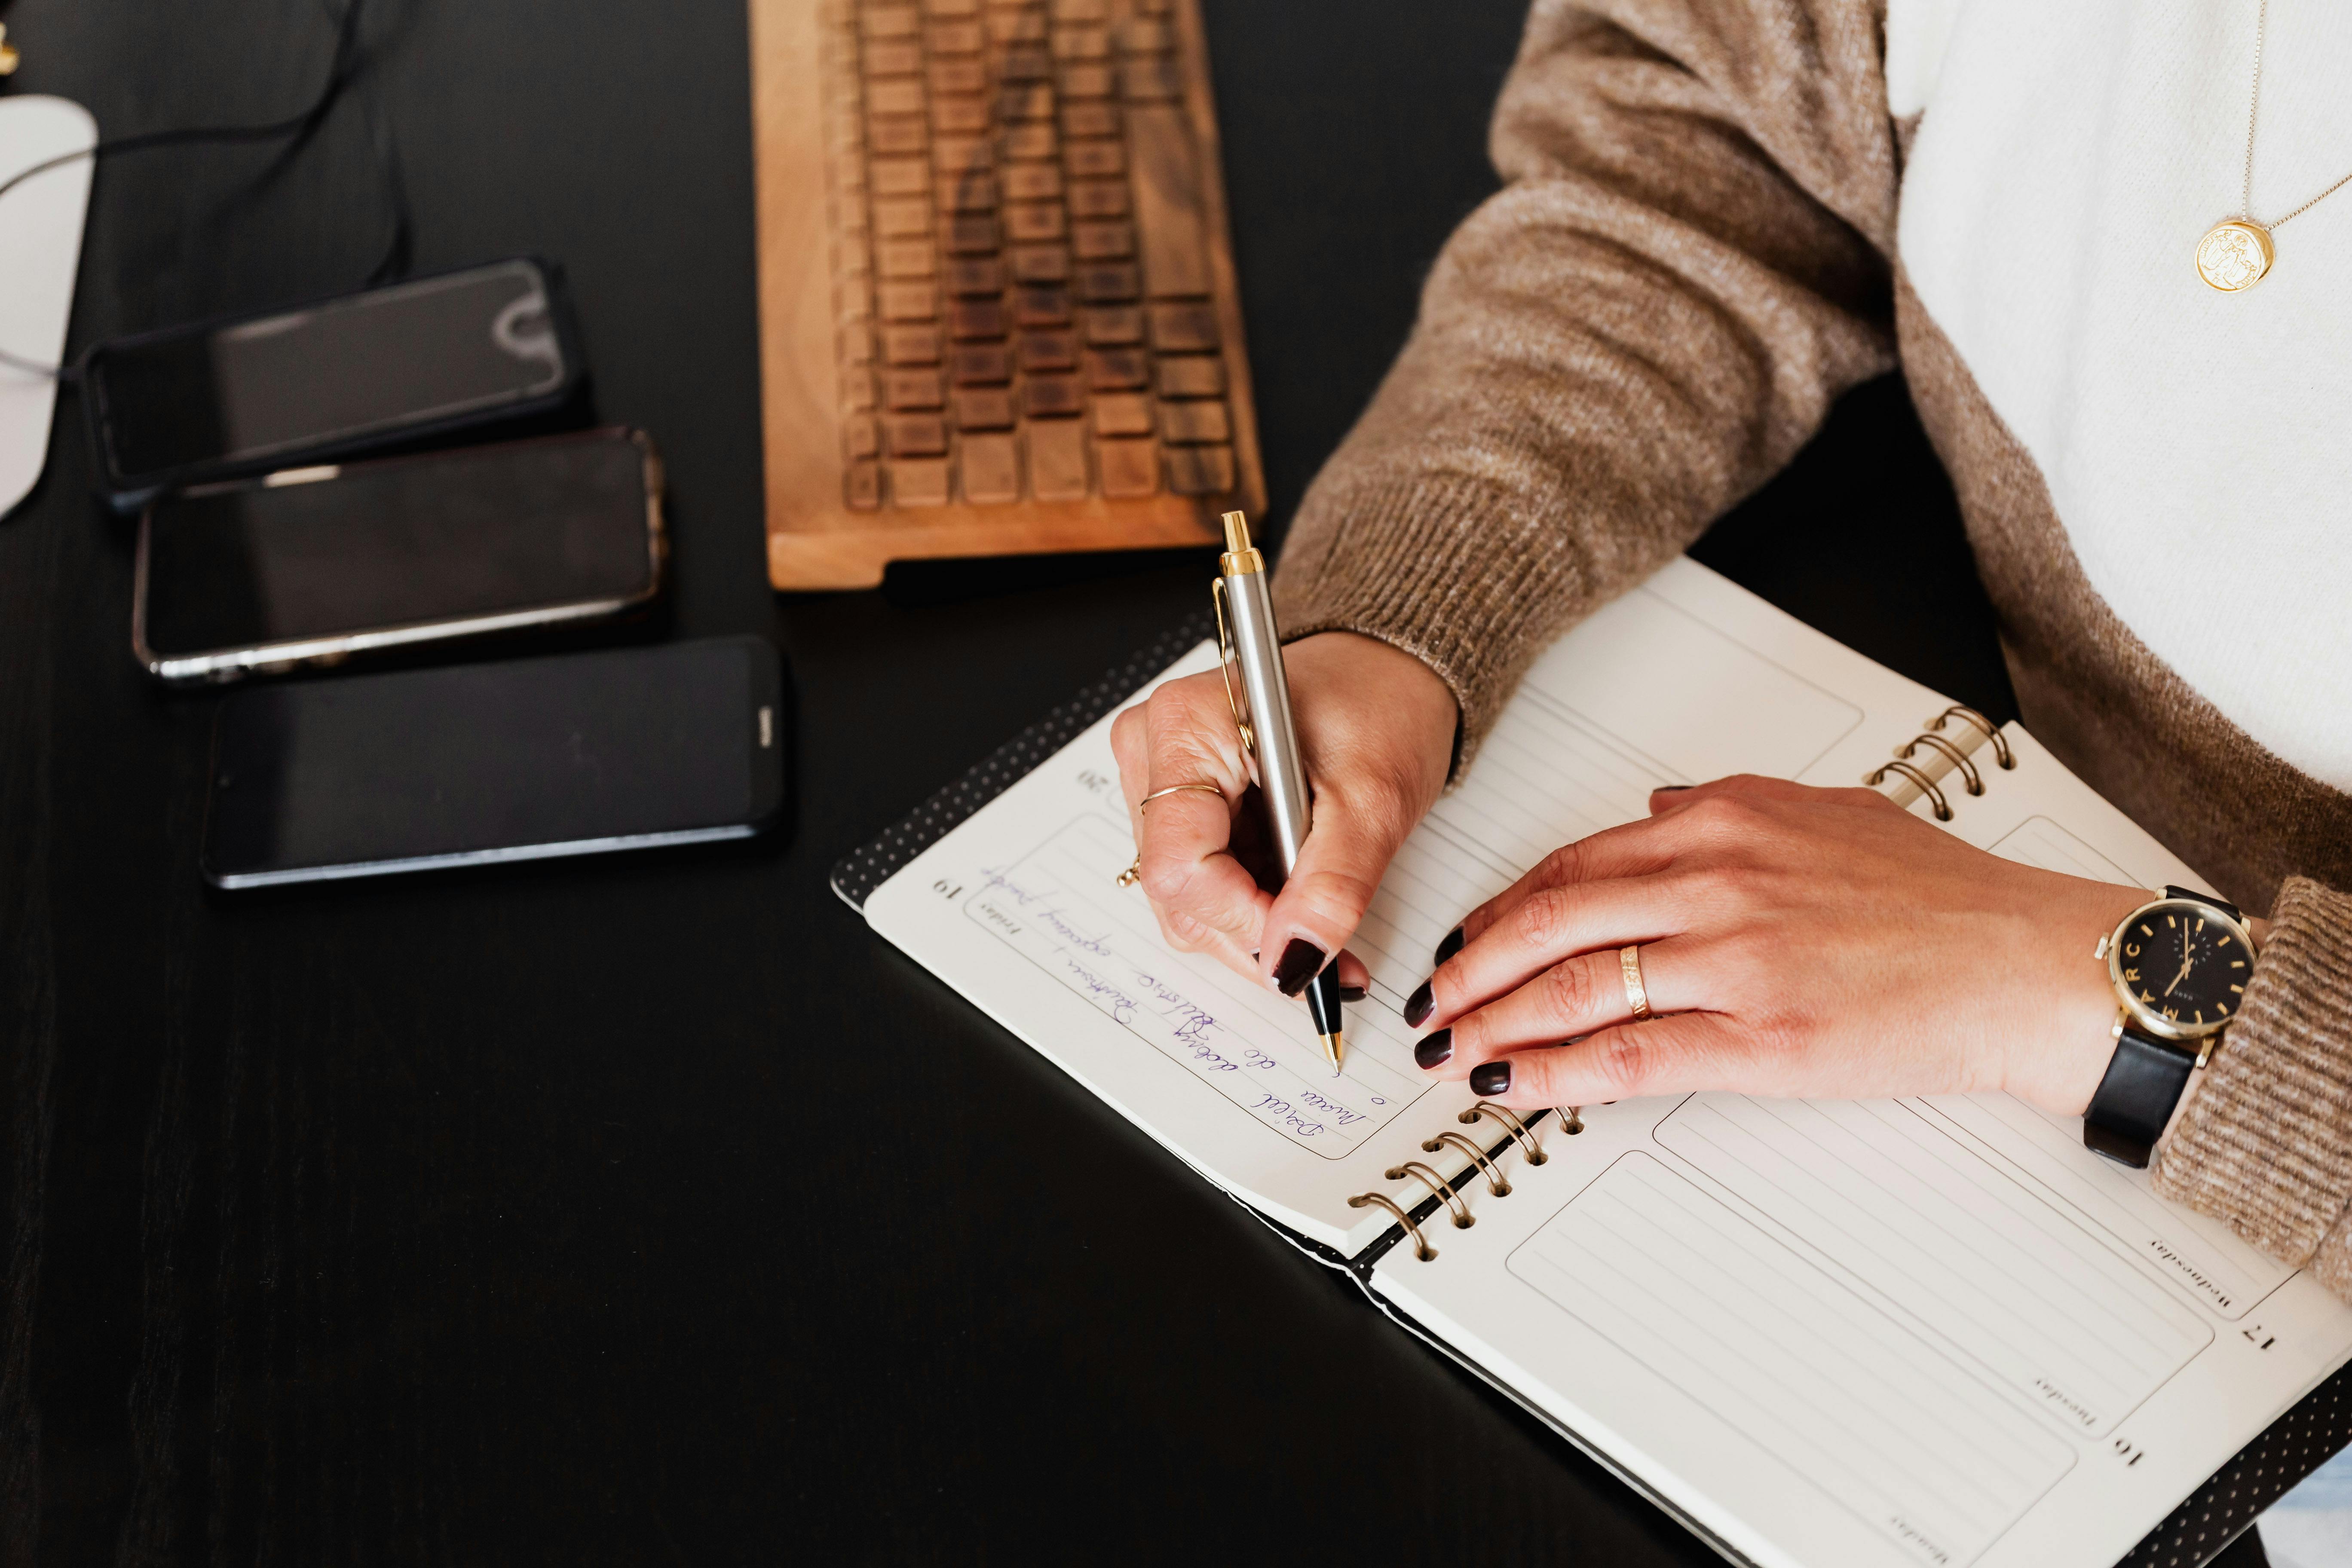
2113 900 2250 1038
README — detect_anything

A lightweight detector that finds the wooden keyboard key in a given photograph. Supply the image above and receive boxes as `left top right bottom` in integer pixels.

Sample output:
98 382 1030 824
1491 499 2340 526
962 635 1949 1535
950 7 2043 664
1064 141 1122 177
1001 163 1064 201
863 5 922 38
953 387 1016 429
998 84 1055 121
943 214 1002 253
888 457 951 506
1072 220 1133 260
868 79 926 116
1125 104 1211 296
1058 64 1116 98
1120 58 1182 100
844 414 880 460
1027 420 1090 500
928 58 987 94
1019 329 1079 371
1085 347 1149 389
927 20 983 52
867 116 928 154
864 40 923 75
1159 399 1229 444
1148 301 1219 351
1095 437 1160 498
948 297 1007 339
1154 354 1224 397
947 256 1005 295
1021 374 1086 418
1076 262 1141 301
884 413 949 455
1119 18 1173 52
1014 285 1072 327
985 11 1047 45
1051 25 1110 59
1001 124 1058 160
1060 102 1120 139
951 343 1014 383
839 325 875 364
998 46 1051 82
1004 202 1067 242
1009 244 1070 282
873 196 932 238
883 368 946 408
870 156 930 196
1050 0 1107 19
882 324 942 365
932 96 990 134
843 368 877 410
933 135 991 172
1164 443 1235 495
1091 392 1153 435
1068 180 1127 217
845 459 883 509
939 169 998 211
959 432 1021 504
1083 305 1143 344
878 241 937 279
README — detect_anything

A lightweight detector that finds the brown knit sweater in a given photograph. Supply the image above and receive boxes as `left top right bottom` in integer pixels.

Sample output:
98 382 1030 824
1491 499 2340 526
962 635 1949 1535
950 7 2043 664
1271 0 2352 1299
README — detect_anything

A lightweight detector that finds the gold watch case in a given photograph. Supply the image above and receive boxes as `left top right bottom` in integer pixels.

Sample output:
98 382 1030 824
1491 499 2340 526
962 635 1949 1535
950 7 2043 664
2096 894 2256 1048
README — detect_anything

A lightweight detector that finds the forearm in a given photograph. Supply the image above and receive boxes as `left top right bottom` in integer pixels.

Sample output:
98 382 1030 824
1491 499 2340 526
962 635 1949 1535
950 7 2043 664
2153 877 2352 1300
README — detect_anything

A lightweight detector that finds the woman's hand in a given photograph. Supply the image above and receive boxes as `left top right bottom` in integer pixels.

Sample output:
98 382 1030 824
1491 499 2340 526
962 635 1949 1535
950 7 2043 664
1108 631 1457 997
1405 775 2153 1115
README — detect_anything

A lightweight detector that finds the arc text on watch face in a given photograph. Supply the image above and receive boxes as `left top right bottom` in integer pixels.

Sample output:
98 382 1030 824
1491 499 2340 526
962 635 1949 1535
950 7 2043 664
2116 906 2246 1032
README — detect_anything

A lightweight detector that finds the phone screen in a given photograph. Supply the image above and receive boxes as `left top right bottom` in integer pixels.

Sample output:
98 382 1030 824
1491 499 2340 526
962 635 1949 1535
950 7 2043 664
142 431 658 661
203 639 784 887
94 260 567 479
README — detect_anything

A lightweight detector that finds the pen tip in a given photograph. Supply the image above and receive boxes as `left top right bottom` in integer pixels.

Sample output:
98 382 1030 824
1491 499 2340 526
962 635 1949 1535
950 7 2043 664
1220 510 1252 554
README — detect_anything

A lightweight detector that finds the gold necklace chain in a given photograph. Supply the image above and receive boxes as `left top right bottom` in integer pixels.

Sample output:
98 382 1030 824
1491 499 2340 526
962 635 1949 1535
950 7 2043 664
2198 0 2352 291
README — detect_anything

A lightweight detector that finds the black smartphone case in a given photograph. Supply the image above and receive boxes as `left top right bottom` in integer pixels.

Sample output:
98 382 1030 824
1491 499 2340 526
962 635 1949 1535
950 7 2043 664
83 256 591 511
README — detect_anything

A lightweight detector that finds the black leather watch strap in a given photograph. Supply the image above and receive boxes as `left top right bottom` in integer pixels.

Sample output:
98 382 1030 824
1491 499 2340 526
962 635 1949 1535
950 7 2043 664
2083 1025 2198 1168
2165 884 2241 921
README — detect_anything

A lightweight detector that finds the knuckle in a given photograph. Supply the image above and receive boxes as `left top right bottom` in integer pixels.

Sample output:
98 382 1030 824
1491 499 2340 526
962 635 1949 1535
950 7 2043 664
1516 885 1577 951
1535 840 1589 887
1136 850 1197 906
1592 1028 1653 1096
1540 956 1601 1027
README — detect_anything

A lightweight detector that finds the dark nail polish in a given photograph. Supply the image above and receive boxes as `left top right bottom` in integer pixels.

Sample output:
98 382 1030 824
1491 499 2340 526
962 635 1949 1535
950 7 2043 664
1470 1060 1512 1096
1274 939 1327 997
1339 984 1368 1003
1655 784 1691 792
1433 925 1465 965
1404 980 1435 1028
1414 1029 1453 1070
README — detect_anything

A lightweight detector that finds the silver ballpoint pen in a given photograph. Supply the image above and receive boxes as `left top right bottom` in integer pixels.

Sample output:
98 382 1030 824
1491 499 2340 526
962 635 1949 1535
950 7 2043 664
1214 510 1345 1075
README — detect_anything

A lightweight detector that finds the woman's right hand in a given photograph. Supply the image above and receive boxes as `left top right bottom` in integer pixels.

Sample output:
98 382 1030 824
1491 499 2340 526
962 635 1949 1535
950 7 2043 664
1108 630 1459 999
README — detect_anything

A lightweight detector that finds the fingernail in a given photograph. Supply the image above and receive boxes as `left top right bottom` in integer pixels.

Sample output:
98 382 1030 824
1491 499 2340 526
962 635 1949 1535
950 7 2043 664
1655 784 1690 792
1433 925 1464 965
1414 1029 1453 1070
1274 939 1327 997
1470 1060 1512 1096
1339 984 1368 1003
1403 980 1435 1028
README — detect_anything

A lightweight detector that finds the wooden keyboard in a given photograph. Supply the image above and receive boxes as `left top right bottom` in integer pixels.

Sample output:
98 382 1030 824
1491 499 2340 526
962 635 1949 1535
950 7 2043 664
750 0 1265 588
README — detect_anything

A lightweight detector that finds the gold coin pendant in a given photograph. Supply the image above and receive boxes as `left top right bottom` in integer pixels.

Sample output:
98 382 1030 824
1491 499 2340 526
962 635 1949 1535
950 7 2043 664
2196 221 2274 291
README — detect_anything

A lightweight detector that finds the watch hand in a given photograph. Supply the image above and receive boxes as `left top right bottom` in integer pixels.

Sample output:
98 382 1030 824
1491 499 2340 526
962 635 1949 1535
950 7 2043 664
2164 946 2195 997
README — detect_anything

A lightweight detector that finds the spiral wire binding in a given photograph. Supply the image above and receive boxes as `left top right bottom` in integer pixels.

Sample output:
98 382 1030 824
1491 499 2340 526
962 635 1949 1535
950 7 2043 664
1866 757 1953 821
1348 1191 1435 1261
1423 1130 1510 1196
1900 731 1983 796
1867 706 2020 823
1931 705 2014 769
1348 1101 1591 1264
1387 1161 1475 1228
1461 1101 1546 1164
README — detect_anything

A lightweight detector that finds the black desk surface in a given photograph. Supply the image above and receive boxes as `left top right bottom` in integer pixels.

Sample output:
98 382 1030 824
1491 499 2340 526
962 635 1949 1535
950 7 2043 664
0 2 2019 1561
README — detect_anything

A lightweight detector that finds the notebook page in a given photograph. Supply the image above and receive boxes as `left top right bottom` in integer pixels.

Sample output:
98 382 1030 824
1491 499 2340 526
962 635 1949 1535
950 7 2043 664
865 557 1946 1253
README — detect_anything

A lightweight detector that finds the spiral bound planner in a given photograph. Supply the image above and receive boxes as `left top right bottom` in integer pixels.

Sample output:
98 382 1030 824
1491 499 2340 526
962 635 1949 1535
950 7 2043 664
836 556 2352 1568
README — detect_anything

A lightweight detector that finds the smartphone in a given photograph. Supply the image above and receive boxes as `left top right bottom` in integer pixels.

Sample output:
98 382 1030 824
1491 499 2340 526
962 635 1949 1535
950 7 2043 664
134 428 665 684
201 637 786 888
83 258 586 508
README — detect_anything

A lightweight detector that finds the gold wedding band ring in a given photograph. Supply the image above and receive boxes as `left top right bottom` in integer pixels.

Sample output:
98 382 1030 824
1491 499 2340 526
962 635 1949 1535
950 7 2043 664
1620 945 1652 1020
1140 782 1227 809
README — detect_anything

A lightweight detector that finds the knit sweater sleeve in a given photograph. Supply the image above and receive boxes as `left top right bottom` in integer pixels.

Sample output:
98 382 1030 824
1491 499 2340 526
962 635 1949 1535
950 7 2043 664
2153 876 2352 1299
1271 0 1900 766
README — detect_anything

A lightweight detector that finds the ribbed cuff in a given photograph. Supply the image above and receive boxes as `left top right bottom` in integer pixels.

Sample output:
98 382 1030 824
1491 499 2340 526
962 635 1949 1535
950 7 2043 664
1272 468 1659 781
2151 876 2352 1274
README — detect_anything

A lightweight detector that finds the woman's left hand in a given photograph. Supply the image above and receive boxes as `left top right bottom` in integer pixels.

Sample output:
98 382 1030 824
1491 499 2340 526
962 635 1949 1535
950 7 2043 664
1407 775 2156 1115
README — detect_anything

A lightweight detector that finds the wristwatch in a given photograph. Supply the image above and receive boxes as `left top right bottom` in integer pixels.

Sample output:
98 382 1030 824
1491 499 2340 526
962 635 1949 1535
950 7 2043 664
2082 885 2255 1168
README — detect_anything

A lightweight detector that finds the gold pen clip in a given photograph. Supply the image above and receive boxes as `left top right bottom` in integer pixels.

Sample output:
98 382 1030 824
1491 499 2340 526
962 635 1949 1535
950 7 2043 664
1210 575 1256 759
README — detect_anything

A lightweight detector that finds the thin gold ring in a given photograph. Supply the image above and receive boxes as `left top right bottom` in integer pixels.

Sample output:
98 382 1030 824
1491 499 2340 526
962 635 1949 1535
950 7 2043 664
1620 944 1652 1020
1140 782 1227 810
1115 857 1143 888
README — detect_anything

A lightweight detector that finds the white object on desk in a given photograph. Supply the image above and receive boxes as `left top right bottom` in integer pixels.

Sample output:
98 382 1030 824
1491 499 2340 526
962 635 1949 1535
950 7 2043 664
0 94 97 519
